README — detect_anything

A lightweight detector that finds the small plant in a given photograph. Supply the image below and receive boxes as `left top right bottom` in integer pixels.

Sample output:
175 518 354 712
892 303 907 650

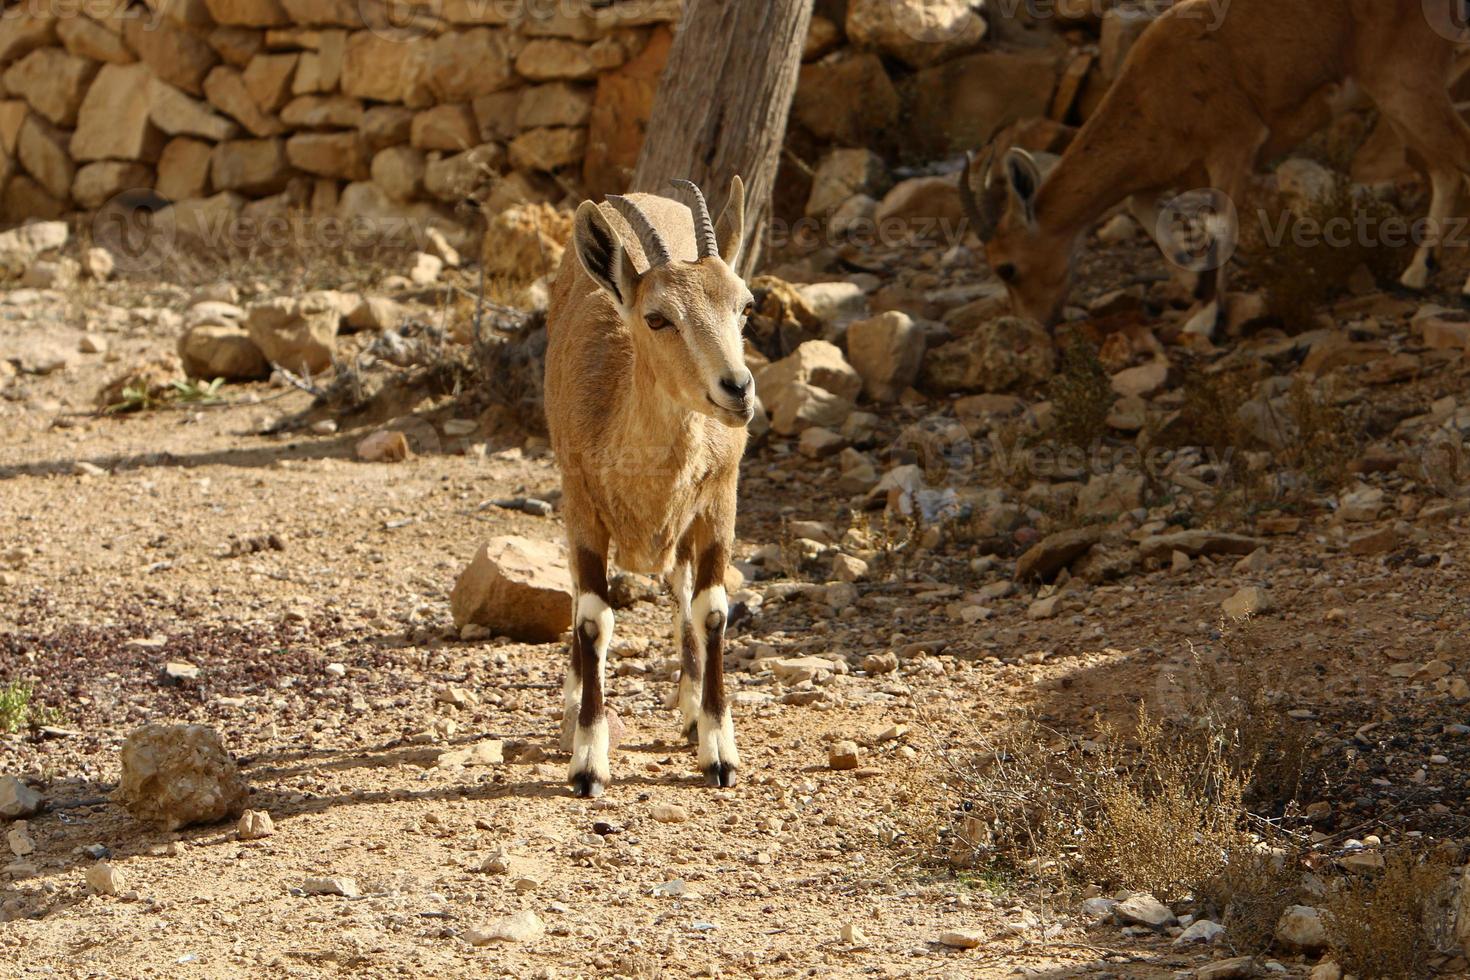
1248 173 1409 332
1325 849 1455 980
169 377 227 404
0 681 60 734
104 381 158 415
1283 377 1359 491
1046 337 1114 451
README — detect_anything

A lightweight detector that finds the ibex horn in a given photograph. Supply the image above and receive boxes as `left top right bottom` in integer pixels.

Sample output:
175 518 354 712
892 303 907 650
606 194 672 268
960 147 1001 243
669 178 718 260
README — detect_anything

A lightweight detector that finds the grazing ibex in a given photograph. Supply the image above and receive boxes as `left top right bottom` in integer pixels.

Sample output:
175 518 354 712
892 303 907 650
962 0 1470 337
544 177 754 797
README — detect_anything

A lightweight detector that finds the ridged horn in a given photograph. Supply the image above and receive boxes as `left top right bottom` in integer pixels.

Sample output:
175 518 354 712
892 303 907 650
960 146 1002 243
669 178 718 259
606 194 671 267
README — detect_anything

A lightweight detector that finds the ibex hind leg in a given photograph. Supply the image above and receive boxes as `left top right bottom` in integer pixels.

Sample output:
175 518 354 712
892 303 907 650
667 559 700 744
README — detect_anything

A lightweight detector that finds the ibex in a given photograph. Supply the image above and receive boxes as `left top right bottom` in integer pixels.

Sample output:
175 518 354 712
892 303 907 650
962 0 1470 337
544 177 753 797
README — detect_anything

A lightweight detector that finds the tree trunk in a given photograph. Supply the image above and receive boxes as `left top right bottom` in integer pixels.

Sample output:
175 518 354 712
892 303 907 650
632 0 814 276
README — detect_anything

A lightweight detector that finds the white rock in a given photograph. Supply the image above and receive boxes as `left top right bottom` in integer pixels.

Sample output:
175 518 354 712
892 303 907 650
1175 918 1225 945
0 777 43 819
302 876 359 898
86 861 127 896
1274 905 1328 951
650 803 688 824
237 809 275 840
1114 892 1175 928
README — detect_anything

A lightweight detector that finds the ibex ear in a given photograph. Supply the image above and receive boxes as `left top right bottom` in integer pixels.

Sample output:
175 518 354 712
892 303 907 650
714 174 746 268
574 201 640 308
1004 148 1042 228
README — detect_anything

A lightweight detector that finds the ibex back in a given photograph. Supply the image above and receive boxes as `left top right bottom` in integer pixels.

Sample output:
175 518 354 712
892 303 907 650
963 0 1470 336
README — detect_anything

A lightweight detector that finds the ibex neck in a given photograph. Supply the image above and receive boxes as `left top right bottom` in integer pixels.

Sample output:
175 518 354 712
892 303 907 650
1034 124 1159 240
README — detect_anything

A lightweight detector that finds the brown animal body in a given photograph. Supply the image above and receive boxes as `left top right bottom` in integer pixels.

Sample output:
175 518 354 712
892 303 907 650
964 0 1470 334
544 178 753 797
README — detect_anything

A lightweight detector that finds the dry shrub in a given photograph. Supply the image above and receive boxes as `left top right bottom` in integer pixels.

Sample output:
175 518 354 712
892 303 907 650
1168 364 1256 458
1081 709 1252 901
1325 849 1455 980
1046 337 1114 451
1198 841 1303 953
1282 377 1359 491
925 704 1253 903
1247 175 1409 332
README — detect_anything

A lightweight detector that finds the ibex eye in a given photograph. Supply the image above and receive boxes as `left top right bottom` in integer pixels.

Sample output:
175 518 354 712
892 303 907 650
741 302 754 318
645 312 671 331
996 262 1017 283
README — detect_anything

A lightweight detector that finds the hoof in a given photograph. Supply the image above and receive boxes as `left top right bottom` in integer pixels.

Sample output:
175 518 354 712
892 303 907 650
702 762 738 788
570 770 605 798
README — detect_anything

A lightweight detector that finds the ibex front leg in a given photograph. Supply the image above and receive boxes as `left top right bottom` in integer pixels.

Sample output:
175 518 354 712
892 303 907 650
668 556 701 744
692 541 738 787
568 545 613 798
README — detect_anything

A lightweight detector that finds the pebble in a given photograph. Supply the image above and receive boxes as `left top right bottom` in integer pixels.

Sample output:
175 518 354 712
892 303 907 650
1174 919 1224 945
859 651 898 674
86 862 127 896
465 910 545 944
938 928 985 949
1114 892 1175 928
650 804 689 824
302 876 360 898
6 822 34 857
828 741 862 771
841 922 867 944
237 809 275 840
1274 905 1327 950
0 777 43 819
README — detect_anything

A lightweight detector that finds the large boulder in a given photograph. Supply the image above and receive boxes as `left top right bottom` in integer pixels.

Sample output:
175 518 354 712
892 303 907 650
793 52 899 146
755 340 863 405
450 536 573 643
245 294 340 374
114 724 248 830
845 311 924 402
906 50 1058 156
806 148 890 218
921 317 1055 393
845 0 987 68
178 324 269 380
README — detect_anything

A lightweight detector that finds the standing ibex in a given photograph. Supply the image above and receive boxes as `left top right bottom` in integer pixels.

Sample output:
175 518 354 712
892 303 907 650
544 177 754 797
962 0 1470 337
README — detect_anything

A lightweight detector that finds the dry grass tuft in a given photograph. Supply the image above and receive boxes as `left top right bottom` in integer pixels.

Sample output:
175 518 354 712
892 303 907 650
1325 849 1455 980
1046 337 1114 451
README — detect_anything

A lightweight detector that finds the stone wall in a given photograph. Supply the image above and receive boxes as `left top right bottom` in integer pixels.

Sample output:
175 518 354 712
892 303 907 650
0 0 680 248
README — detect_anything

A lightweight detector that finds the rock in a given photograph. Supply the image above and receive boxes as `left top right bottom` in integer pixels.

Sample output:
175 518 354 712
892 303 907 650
1175 919 1225 945
795 281 869 327
1114 892 1176 928
162 660 200 684
766 381 853 436
1340 850 1384 874
178 325 269 380
286 131 368 180
0 220 67 274
794 52 899 146
921 317 1054 394
245 294 339 374
481 202 573 281
466 910 546 944
860 651 898 674
302 876 359 898
1076 472 1144 518
1196 958 1256 980
846 311 924 402
82 247 115 282
1138 531 1264 562
1338 485 1384 522
5 820 33 856
1026 595 1060 620
841 922 867 944
1348 525 1397 556
1276 158 1336 211
1111 357 1169 398
845 0 986 68
1015 527 1101 582
832 554 869 582
798 427 845 458
114 724 248 831
1274 905 1328 951
873 175 964 232
346 296 405 332
758 340 862 401
1222 586 1273 619
356 430 411 463
86 861 128 896
450 536 573 643
806 147 889 217
1308 962 1342 980
149 77 237 141
72 64 163 163
509 126 588 172
906 49 1059 154
772 656 844 684
650 803 688 824
21 258 78 290
237 809 275 840
17 115 74 201
96 355 185 411
938 928 985 949
828 740 862 771
516 39 596 81
409 251 442 285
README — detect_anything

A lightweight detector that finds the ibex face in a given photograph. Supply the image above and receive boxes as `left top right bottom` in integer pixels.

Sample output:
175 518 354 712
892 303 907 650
572 177 756 427
962 148 1077 329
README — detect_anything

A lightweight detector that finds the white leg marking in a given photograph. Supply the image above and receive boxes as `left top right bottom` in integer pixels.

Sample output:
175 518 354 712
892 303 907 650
691 585 738 783
1181 299 1220 338
560 667 578 753
568 593 614 794
668 563 699 739
1402 170 1457 292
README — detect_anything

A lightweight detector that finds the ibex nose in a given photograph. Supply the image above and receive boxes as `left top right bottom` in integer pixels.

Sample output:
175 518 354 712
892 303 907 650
719 371 753 401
